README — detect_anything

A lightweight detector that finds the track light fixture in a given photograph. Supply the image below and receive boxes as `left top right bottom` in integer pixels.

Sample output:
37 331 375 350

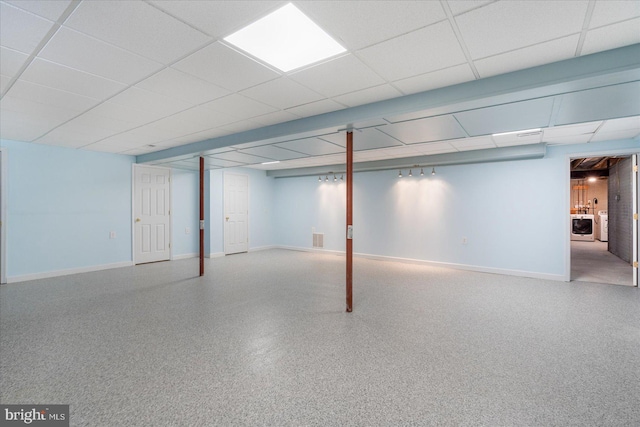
318 176 321 182
409 169 412 177
325 175 329 182
398 170 402 178
334 174 337 182
420 168 424 176
340 175 344 181
431 167 436 176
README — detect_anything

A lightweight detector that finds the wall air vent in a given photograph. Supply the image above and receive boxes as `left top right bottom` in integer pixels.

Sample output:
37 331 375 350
312 232 324 248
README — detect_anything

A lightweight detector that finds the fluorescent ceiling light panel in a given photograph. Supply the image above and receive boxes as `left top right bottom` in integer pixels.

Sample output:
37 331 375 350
224 3 346 72
493 128 541 137
261 160 280 165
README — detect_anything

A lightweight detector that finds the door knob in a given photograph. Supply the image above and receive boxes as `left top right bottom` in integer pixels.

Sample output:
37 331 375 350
225 217 229 221
135 218 141 222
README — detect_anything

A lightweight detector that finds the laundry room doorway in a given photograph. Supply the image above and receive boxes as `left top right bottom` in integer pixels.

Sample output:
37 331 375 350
569 154 638 286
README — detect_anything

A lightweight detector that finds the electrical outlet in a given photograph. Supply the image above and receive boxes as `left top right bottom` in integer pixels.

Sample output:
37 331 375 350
109 231 116 239
462 237 468 245
185 227 190 235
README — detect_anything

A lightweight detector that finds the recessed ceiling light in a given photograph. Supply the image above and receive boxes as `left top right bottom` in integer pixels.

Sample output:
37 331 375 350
224 3 346 72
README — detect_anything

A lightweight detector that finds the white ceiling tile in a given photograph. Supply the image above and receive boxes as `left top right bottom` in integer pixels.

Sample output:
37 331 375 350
0 2 55 54
136 68 230 105
455 97 555 136
456 0 588 59
543 121 602 138
379 115 467 144
492 132 542 147
86 101 161 128
285 99 345 117
0 46 29 77
449 136 496 151
149 0 282 38
332 84 402 108
168 128 230 146
108 87 192 119
64 109 138 134
210 150 270 164
357 21 466 81
0 75 10 93
239 145 306 161
321 127 404 151
4 0 72 21
20 58 127 99
0 107 62 141
474 34 580 78
34 127 102 148
33 120 118 145
39 27 164 84
446 0 494 16
374 145 423 158
598 116 640 132
410 141 458 155
304 153 346 166
163 106 238 129
251 110 300 126
290 54 385 98
275 138 344 156
64 0 211 64
590 128 640 142
83 138 142 153
201 94 277 120
544 134 593 145
173 42 280 91
7 79 99 112
298 1 446 50
217 120 260 134
203 157 244 168
392 64 476 95
241 77 323 109
589 0 640 28
581 18 640 55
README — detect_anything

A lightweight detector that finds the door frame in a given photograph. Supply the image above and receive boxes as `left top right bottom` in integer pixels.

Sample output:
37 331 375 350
565 148 640 286
0 149 6 284
132 164 173 265
223 171 249 255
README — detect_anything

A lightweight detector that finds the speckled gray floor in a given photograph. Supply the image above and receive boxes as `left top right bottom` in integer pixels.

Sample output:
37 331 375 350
1 249 639 426
571 241 633 286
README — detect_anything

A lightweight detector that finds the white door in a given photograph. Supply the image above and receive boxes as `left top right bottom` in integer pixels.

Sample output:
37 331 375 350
134 165 171 264
224 173 248 255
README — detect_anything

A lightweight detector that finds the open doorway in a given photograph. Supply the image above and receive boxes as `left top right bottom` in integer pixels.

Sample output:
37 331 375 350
569 155 637 286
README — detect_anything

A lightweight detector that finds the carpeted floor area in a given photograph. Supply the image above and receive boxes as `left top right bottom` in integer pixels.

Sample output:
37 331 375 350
1 249 639 426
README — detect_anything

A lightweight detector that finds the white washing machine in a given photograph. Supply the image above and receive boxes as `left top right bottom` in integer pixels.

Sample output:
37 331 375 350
571 214 595 241
597 210 608 242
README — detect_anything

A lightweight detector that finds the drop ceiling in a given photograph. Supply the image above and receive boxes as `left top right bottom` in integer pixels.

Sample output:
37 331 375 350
1 0 639 174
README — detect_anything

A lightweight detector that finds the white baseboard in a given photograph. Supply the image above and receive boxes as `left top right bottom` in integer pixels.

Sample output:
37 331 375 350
274 245 566 282
249 245 277 252
7 261 134 283
207 252 225 258
172 253 198 260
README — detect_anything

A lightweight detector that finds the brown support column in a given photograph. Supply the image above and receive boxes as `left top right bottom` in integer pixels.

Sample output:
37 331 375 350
199 156 204 276
346 131 353 312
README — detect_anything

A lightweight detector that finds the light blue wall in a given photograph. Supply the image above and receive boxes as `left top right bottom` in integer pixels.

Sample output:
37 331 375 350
1 139 134 279
208 167 275 255
273 139 639 279
171 169 199 257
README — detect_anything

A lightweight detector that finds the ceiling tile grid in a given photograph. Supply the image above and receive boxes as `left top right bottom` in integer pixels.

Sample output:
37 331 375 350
0 0 639 173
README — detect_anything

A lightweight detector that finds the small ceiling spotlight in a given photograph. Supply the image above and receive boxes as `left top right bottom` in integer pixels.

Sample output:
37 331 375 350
409 169 413 177
431 167 436 176
334 174 337 182
325 175 329 182
398 170 403 178
340 174 344 181
420 168 424 176
318 176 321 182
